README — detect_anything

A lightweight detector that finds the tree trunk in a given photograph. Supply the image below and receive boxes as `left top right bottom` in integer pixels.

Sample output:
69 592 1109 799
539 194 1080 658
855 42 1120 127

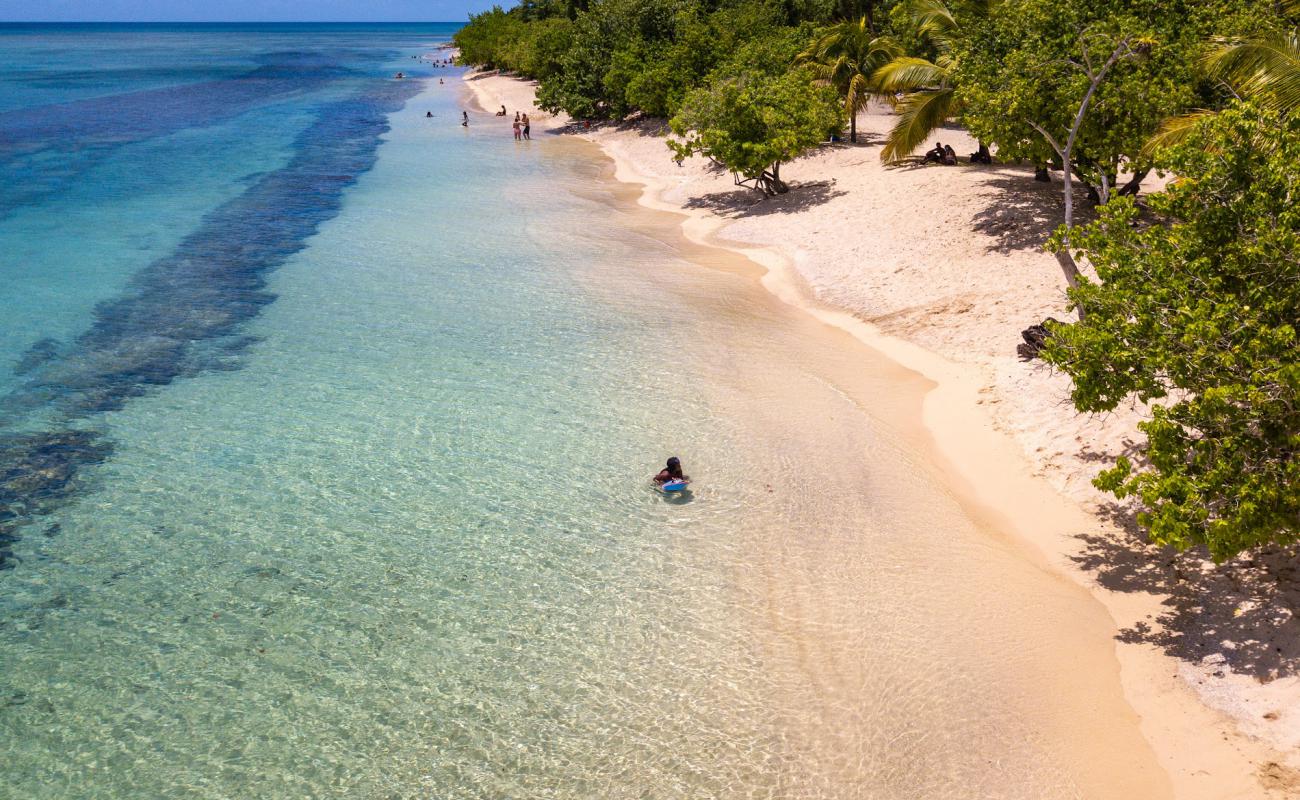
850 111 857 144
1026 36 1135 323
1071 164 1101 205
769 161 789 193
977 142 991 162
1034 165 1051 183
1117 169 1149 196
754 162 789 195
1055 163 1085 318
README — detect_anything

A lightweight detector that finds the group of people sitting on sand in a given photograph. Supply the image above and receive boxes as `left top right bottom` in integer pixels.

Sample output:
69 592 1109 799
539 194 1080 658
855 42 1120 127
923 141 994 166
923 142 958 165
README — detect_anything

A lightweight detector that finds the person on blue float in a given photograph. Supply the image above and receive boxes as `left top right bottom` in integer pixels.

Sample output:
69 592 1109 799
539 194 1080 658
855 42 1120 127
653 457 688 485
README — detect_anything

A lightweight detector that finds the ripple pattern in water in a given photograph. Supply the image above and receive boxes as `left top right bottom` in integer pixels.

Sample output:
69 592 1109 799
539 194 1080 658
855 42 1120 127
0 25 1169 800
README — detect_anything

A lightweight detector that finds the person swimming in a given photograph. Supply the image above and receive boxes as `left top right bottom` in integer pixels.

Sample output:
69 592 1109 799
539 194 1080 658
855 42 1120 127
653 457 688 485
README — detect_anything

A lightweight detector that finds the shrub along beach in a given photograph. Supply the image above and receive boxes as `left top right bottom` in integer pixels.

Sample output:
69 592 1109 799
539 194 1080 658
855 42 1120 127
457 0 1300 794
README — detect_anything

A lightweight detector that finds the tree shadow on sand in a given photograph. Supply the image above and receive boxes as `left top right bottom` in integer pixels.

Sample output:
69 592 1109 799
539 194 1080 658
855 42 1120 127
682 179 847 219
1070 498 1300 684
968 171 1098 254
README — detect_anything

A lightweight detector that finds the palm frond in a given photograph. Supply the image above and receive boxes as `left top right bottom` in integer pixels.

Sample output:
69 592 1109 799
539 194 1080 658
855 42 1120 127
908 0 957 44
880 88 956 162
799 19 902 109
1141 109 1219 158
846 72 872 112
1203 31 1300 114
873 57 947 91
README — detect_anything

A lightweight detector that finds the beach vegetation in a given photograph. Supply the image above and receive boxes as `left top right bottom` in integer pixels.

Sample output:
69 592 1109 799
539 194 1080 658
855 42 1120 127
668 67 844 193
1149 6 1300 153
1043 103 1300 561
796 17 900 143
456 0 900 124
871 0 982 163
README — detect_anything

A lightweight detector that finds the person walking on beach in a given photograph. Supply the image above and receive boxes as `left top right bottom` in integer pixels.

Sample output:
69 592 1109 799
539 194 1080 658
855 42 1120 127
512 117 522 140
522 113 531 140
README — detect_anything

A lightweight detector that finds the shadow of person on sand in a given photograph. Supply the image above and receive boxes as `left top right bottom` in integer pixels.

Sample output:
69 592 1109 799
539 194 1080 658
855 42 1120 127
1070 502 1300 685
682 179 847 219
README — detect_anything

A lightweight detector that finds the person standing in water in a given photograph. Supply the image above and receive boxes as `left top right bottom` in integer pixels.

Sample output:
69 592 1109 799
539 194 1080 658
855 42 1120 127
521 113 531 140
512 117 521 140
653 457 688 485
461 110 468 127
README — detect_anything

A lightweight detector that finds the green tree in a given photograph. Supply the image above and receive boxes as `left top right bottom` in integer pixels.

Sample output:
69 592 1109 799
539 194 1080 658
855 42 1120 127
668 67 843 193
514 17 575 80
454 7 527 69
1043 103 1300 561
954 0 1265 306
797 17 899 143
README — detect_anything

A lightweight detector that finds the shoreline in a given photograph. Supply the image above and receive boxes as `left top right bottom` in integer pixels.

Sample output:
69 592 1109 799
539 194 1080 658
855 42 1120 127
462 69 1299 797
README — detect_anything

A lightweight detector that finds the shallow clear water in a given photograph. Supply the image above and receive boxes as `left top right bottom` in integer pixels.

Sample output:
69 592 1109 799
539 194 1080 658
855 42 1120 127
0 24 1169 800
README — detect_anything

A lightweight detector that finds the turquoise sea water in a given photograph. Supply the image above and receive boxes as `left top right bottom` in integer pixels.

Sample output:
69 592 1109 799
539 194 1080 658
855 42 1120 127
0 24 795 797
0 24 1170 800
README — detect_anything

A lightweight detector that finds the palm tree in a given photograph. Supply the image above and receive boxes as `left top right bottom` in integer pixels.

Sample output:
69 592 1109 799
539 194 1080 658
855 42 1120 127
797 18 899 144
872 0 963 162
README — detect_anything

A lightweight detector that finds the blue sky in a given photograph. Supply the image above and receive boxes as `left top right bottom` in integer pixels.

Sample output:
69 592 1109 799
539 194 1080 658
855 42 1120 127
0 1 497 21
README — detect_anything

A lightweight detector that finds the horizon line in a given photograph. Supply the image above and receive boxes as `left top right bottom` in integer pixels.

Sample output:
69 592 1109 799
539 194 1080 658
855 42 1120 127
0 20 466 24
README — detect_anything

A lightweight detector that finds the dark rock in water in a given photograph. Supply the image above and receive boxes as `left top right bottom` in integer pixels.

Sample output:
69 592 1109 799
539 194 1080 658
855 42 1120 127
43 522 60 538
1018 317 1063 361
2 690 29 708
13 338 60 375
0 429 112 569
0 76 422 578
5 78 421 424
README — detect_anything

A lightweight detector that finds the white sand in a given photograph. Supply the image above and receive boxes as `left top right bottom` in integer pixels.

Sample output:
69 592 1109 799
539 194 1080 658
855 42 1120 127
463 70 1300 797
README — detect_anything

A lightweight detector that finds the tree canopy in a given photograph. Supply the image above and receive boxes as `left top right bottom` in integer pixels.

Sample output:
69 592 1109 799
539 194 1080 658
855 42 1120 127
668 67 843 192
1043 104 1300 561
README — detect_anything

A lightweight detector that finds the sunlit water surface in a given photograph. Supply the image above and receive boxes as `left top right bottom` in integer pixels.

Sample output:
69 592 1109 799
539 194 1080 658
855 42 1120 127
0 24 1169 800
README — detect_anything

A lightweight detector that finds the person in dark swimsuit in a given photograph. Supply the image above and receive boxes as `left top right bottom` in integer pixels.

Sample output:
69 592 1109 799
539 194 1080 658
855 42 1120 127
653 457 688 485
